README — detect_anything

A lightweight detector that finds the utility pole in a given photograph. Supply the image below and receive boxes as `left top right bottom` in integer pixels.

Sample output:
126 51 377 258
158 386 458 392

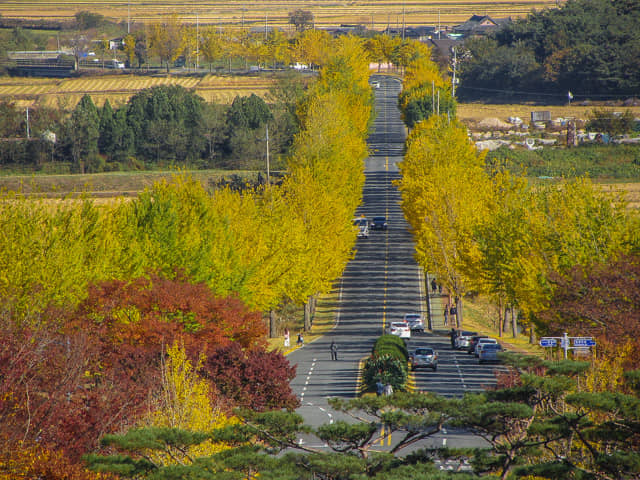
402 5 405 40
265 123 270 189
26 107 30 139
451 47 457 97
127 1 130 34
196 13 199 70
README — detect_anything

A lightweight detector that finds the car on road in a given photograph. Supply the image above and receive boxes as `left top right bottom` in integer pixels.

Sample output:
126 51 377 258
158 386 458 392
404 313 424 333
473 338 498 357
370 216 388 230
467 335 491 354
387 321 410 339
455 331 478 350
353 217 369 238
410 347 438 371
477 343 503 363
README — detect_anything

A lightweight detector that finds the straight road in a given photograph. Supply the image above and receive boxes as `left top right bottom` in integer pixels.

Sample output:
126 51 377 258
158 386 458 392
288 75 504 449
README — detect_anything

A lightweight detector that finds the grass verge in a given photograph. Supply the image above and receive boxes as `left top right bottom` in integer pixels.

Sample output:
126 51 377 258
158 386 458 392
461 295 543 356
266 290 339 354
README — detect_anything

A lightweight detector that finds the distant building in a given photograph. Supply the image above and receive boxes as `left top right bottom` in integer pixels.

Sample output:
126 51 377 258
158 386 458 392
452 15 511 37
6 50 76 77
427 38 461 61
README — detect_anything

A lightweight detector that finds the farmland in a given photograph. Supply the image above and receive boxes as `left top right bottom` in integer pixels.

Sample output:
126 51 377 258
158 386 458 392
0 73 276 108
1 0 561 29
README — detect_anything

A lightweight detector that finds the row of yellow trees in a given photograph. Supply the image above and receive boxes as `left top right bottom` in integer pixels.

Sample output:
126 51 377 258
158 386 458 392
397 54 638 336
0 34 373 335
124 14 422 72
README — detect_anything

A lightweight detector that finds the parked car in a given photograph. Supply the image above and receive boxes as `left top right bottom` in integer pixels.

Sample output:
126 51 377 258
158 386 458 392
353 217 369 238
455 331 478 350
466 335 489 354
473 338 498 357
387 321 410 339
478 343 503 363
404 313 424 333
370 216 388 230
410 347 438 371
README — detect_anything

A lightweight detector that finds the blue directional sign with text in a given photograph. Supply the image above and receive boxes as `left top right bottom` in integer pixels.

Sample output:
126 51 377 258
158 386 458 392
540 338 557 347
573 337 596 347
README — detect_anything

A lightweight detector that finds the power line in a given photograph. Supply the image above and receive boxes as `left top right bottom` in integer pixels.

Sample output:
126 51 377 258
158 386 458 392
458 85 639 99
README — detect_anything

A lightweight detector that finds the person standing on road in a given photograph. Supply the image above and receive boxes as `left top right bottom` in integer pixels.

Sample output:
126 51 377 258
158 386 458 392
330 340 338 360
450 328 457 349
384 383 393 396
376 380 384 396
297 332 304 346
431 278 437 293
444 304 449 326
284 329 290 348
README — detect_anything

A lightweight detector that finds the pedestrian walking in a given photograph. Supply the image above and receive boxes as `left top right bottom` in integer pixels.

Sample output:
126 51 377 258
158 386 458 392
438 283 443 295
383 383 393 396
376 380 384 396
330 340 338 360
444 305 449 326
430 278 437 293
450 328 457 349
297 332 304 346
283 329 290 347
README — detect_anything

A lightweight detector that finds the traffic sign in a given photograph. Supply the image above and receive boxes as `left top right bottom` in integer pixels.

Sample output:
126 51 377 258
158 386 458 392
573 337 596 347
539 338 557 347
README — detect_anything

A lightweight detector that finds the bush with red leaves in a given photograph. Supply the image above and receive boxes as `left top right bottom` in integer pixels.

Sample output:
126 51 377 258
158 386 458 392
202 342 299 412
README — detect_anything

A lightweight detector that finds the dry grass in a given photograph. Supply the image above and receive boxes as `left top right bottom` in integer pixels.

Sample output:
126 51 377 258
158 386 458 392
1 0 560 29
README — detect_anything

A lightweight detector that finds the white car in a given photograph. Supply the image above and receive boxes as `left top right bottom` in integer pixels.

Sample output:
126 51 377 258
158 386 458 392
474 337 498 357
353 217 369 238
387 322 410 339
404 313 424 333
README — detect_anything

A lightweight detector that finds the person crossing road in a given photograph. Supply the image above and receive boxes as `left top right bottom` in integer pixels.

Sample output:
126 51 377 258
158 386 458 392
330 340 338 360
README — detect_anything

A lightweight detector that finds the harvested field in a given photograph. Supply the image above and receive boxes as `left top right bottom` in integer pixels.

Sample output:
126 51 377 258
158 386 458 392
0 73 276 108
598 182 640 211
0 0 560 29
458 103 640 125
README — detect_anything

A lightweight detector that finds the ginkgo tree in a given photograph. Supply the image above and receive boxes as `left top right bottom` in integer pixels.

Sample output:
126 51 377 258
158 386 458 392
398 115 491 325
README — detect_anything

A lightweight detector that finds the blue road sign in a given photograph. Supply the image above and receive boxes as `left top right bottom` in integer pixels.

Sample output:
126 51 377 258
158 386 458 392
573 338 596 347
540 338 557 347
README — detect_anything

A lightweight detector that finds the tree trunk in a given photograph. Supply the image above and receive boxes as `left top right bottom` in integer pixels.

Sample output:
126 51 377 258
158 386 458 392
269 309 277 338
511 307 518 338
497 299 503 338
529 322 536 344
503 307 509 336
455 296 463 328
304 299 311 332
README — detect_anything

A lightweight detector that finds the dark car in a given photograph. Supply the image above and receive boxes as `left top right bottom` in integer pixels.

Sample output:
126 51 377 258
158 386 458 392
370 216 388 230
467 335 489 354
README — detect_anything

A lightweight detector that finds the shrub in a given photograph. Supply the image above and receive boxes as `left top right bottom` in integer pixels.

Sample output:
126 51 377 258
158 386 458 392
373 334 409 362
363 354 408 392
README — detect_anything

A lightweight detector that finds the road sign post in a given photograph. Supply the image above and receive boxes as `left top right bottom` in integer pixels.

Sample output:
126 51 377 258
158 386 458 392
538 333 596 359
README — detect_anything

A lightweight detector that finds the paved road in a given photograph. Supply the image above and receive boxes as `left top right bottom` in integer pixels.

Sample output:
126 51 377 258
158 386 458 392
287 75 504 450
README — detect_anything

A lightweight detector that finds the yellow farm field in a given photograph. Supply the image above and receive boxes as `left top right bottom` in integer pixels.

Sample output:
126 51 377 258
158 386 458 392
0 0 560 29
457 103 640 124
0 74 276 108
